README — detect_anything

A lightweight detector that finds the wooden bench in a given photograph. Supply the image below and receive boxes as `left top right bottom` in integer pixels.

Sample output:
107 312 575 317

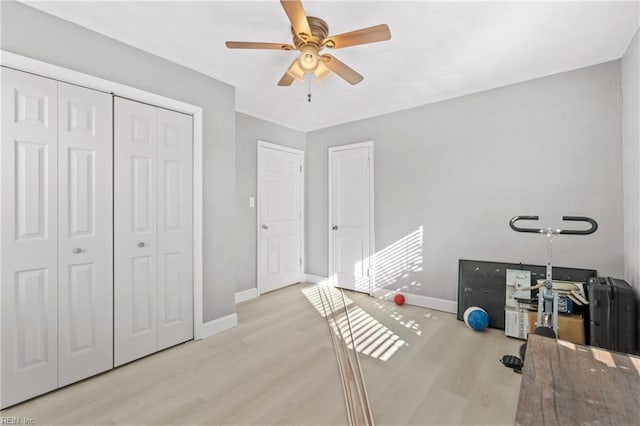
516 334 640 425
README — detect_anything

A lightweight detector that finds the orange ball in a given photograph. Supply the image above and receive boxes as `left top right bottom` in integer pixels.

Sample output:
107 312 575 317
394 294 405 305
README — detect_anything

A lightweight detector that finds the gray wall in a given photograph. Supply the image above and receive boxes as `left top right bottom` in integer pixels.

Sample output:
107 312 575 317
622 27 640 293
306 61 624 302
0 1 237 322
235 112 305 292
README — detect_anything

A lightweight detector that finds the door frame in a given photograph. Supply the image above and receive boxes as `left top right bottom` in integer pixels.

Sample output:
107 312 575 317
256 140 305 296
328 141 375 293
1 50 205 340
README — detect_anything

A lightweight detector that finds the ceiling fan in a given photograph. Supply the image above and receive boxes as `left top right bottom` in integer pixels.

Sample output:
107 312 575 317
225 0 391 86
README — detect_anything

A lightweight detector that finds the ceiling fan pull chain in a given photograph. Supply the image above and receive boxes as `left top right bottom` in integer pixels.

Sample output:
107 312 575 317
307 79 312 103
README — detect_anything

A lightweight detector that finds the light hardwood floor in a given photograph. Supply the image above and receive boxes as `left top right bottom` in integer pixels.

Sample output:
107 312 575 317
1 284 522 425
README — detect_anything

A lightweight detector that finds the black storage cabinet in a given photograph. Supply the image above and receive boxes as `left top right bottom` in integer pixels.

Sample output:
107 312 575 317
457 259 597 330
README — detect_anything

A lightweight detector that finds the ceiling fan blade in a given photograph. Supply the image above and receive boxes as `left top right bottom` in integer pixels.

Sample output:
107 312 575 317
278 72 295 87
278 58 305 86
322 54 363 85
280 0 311 40
314 61 331 82
226 41 294 50
324 24 391 49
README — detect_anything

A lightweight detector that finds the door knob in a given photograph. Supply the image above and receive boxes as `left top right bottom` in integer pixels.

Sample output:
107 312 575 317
138 242 145 247
72 248 82 254
332 225 338 230
261 224 269 230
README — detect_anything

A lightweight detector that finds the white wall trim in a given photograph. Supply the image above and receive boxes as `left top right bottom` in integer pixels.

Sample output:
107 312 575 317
328 141 375 292
235 288 258 304
304 274 329 284
256 140 305 296
201 313 238 339
371 288 457 314
1 50 206 340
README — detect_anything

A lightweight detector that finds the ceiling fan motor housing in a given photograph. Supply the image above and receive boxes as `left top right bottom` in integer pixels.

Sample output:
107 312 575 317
292 16 329 50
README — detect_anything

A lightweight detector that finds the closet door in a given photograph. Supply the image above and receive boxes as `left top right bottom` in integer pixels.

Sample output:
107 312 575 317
114 97 158 366
157 108 193 350
57 82 113 386
1 67 59 408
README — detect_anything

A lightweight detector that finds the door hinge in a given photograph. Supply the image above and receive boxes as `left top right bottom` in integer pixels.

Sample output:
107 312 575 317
299 258 302 266
299 165 302 172
367 268 370 277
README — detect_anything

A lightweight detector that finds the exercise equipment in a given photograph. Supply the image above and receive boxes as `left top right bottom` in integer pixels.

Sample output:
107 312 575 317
393 294 405 306
500 354 524 373
509 215 598 336
463 306 489 331
500 215 598 374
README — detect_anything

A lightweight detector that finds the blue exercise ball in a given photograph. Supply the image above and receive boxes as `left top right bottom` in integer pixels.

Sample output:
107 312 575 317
463 306 489 331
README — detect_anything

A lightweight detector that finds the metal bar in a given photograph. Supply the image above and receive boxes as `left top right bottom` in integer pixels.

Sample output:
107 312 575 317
340 289 375 426
318 287 354 426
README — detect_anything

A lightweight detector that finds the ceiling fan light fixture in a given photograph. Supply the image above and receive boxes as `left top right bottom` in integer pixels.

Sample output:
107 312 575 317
286 59 305 81
314 61 331 82
298 45 319 72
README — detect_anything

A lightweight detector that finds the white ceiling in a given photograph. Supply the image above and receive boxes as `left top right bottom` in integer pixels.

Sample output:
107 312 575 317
24 1 639 132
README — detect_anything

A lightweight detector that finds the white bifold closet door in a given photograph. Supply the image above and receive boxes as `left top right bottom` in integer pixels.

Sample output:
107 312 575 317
1 67 59 408
114 97 193 367
1 68 113 408
57 82 113 387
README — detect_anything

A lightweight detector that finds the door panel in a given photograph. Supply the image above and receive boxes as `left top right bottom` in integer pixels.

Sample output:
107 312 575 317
162 253 182 323
58 82 113 386
1 68 58 408
337 155 365 227
67 263 96 352
68 149 94 236
330 145 371 292
131 255 153 334
157 107 193 350
15 268 50 369
259 146 303 294
15 142 48 240
114 97 158 366
132 157 153 232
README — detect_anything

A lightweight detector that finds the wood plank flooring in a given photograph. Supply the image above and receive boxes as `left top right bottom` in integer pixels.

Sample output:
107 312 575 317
1 284 522 425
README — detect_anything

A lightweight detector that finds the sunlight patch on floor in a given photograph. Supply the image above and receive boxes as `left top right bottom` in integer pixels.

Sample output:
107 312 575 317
302 285 407 362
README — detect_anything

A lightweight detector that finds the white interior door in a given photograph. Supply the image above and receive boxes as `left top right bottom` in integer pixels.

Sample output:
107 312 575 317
114 97 159 366
258 143 303 294
157 107 193 350
57 82 113 386
1 67 59 407
329 143 373 293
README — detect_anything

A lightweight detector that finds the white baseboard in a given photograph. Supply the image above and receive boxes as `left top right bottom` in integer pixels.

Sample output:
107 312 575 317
302 276 456 314
235 287 258 304
201 313 238 339
371 288 457 314
304 274 329 284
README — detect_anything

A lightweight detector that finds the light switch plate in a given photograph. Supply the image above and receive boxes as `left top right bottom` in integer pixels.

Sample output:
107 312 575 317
249 197 255 208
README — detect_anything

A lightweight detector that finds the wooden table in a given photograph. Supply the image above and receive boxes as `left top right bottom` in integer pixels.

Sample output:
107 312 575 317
516 334 640 425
